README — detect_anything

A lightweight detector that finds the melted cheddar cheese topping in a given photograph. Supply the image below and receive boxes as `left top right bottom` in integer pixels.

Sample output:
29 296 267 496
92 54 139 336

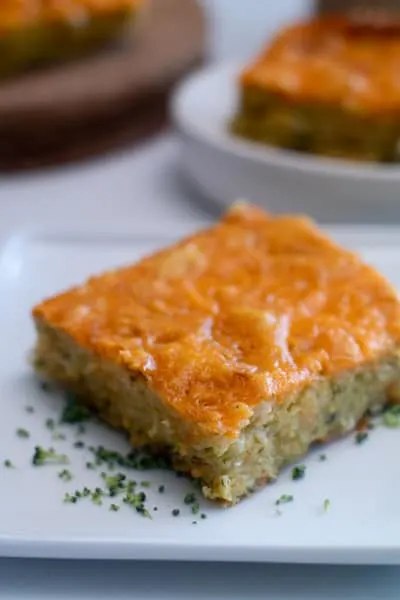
241 14 400 115
0 0 140 31
33 204 400 437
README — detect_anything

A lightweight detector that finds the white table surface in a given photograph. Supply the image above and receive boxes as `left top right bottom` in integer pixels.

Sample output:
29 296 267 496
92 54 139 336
1 560 400 600
2 1 400 598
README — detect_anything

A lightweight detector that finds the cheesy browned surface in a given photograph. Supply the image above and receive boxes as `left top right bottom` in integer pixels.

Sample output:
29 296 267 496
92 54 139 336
32 204 400 441
241 14 400 117
0 0 141 31
0 0 142 78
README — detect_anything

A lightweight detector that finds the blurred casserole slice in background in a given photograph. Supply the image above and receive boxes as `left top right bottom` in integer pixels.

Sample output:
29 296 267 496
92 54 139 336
0 0 144 78
231 11 400 163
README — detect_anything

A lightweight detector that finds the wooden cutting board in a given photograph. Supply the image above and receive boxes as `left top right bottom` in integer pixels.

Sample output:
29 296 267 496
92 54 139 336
0 0 206 171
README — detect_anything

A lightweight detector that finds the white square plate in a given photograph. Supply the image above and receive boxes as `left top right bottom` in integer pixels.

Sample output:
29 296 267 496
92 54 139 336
1 224 400 565
172 63 400 223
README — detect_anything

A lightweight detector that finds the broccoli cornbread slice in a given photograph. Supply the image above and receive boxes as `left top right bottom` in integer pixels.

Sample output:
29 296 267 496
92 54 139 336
231 14 400 163
0 0 142 78
31 203 400 504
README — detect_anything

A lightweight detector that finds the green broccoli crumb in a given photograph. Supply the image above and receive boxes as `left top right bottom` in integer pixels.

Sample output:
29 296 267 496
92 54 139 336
123 491 151 518
275 494 294 506
16 428 30 439
32 446 69 466
45 418 56 431
89 444 169 471
73 441 85 449
52 432 67 441
382 405 400 428
291 465 306 481
355 432 368 445
63 493 77 504
58 469 73 482
191 502 200 515
136 506 151 519
91 487 104 506
61 394 91 424
126 480 137 493
101 472 126 496
183 492 200 515
184 492 197 505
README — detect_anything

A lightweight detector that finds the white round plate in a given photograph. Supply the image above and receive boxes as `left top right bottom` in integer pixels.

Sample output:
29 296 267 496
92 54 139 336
171 63 400 223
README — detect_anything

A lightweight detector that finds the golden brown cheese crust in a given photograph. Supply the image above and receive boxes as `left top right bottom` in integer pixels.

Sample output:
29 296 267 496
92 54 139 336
0 0 141 32
241 14 400 116
33 204 400 438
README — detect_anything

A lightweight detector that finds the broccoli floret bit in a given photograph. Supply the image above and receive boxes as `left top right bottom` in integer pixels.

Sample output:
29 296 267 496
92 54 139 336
32 446 70 466
61 393 91 424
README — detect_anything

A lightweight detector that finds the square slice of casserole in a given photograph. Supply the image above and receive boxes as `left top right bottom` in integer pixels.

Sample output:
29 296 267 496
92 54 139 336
231 14 400 163
32 204 400 504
